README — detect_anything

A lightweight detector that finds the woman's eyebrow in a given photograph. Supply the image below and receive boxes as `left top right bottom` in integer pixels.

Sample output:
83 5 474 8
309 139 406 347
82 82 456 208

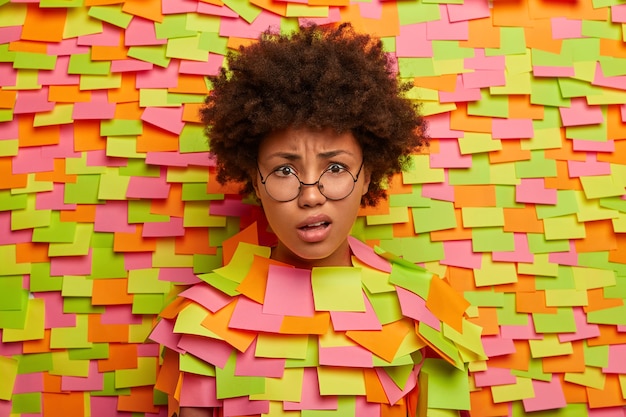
317 150 353 159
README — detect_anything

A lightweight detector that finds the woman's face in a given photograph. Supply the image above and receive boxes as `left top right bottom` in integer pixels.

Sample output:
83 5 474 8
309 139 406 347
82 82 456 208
254 127 370 269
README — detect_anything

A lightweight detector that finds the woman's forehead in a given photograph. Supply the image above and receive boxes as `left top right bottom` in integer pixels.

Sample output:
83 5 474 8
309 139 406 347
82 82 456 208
259 127 362 157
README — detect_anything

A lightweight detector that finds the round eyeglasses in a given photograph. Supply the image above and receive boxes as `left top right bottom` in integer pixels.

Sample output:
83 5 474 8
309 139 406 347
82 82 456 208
257 162 364 202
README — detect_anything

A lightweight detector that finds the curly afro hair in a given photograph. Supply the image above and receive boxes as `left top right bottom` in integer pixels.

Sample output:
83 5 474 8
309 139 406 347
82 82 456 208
201 23 427 207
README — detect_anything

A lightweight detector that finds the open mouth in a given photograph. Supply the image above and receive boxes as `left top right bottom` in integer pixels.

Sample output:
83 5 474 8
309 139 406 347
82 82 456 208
299 221 329 231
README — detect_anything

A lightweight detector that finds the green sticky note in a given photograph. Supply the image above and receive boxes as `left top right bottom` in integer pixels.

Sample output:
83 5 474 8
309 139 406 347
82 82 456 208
180 353 216 377
472 227 515 252
180 124 210 153
448 154 492 185
2 299 45 342
412 199 456 233
33 104 75 127
50 314 92 349
0 190 27 211
527 232 570 254
101 119 143 137
68 53 111 75
98 171 131 200
215 353 265 399
51 351 90 377
61 275 93 298
532 307 577 333
128 269 171 294
581 175 625 199
599 56 626 76
64 6 103 38
181 184 222 201
16 352 53 374
32 211 77 243
198 31 229 55
420 358 470 410
11 196 51 231
0 276 27 311
11 392 42 414
397 1 440 25
565 122 608 141
90 247 127 279
529 335 573 358
127 45 171 68
0 245 29 277
63 297 105 314
511 358 552 382
155 14 197 39
68 343 110 360
128 200 170 223
474 259 517 287
583 343 609 368
458 132 502 154
311 267 365 312
536 190 578 219
250 367 304 402
361 222 394 241
523 127 563 150
517 253 559 277
0 138 18 156
468 92 508 118
92 372 131 396
132 294 166 314
497 293 528 325
530 77 570 108
403 154 445 184
485 27 526 56
582 19 622 40
531 48 572 67
544 288 588 307
64 174 101 204
495 185 525 208
167 35 209 61
80 73 122 90
107 136 144 159
115 357 157 388
389 185 431 208
534 266 575 291
364 287 403 325
197 272 239 296
214 242 270 283
222 0 262 22
388 262 431 299
30 263 63 292
463 290 505 307
558 77 605 98
88 5 133 28
515 150 557 178
13 51 57 70
400 235 444 264
543 215 586 241
462 207 505 228
48 223 93 257
397 58 437 78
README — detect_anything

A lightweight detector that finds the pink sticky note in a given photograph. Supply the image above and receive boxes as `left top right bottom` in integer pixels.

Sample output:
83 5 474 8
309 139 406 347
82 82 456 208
522 376 567 412
235 338 285 378
548 241 579 266
439 75 482 103
330 294 382 331
430 139 472 169
94 201 135 233
47 38 90 55
148 318 183 353
38 56 80 86
465 49 505 71
516 178 557 205
376 367 417 405
159 267 201 284
12 147 54 174
481 334 517 357
111 59 154 73
603 345 626 374
137 342 160 357
50 251 92 276
61 361 103 391
179 283 232 313
91 396 135 417
0 118 18 139
447 0 490 22
125 17 166 46
126 175 171 199
559 307 600 343
197 2 239 17
209 197 254 218
473 367 516 387
42 125 81 157
124 252 154 270
426 5 468 40
219 11 282 39
179 373 221 408
567 153 611 177
14 87 55 114
283 368 338 411
593 62 626 90
348 236 391 273
357 0 382 20
589 408 626 417
422 176 455 202
86 150 127 167
13 373 43 394
177 334 232 368
73 91 116 120
34 292 76 329
222 397 269 416
145 151 214 167
263 265 315 317
142 217 184 237
299 8 342 27
559 98 604 127
396 23 432 58
573 139 615 153
77 24 121 46
101 305 143 325
141 106 185 134
319 345 373 368
229 296 283 333
0 63 17 87
136 61 180 88
162 0 196 13
179 54 224 75
533 66 575 77
425 113 464 139
396 286 440 331
0 213 32 244
0 26 21 43
492 118 534 139
612 5 626 23
441 240 482 269
462 69 506 89
493 233 534 263
551 17 582 39
355 396 381 417
500 317 542 341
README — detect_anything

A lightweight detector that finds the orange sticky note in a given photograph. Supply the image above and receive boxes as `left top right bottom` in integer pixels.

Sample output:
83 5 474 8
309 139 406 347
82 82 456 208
489 140 532 164
92 279 134 305
136 124 179 152
503 206 544 233
425 275 469 333
414 74 457 93
175 228 217 256
122 0 164 22
98 343 138 372
18 116 60 147
42 392 86 417
363 368 390 404
15 242 49 263
346 318 412 363
153 183 185 218
0 90 17 109
454 185 497 208
59 205 97 223
21 4 66 42
74 121 106 151
117 386 161 413
0 158 28 190
279 311 330 335
201 300 256 353
114 225 158 253
221 223 259 265
35 159 78 184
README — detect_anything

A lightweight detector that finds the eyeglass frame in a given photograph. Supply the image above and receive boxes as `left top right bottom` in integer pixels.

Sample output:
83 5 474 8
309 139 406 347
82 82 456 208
256 161 365 202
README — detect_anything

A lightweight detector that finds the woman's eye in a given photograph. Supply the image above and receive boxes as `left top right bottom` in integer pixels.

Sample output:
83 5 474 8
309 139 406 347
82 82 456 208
274 166 295 177
327 163 346 174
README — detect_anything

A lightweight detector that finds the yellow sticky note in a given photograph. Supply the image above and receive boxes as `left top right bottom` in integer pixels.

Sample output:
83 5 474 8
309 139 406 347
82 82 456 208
461 207 504 228
180 353 216 377
174 303 219 338
529 334 573 358
214 242 270 283
402 154 445 184
311 267 365 312
317 367 366 396
2 299 45 342
517 253 559 277
366 206 410 225
115 357 158 388
50 314 92 349
473 256 518 287
256 334 309 359
49 223 93 257
0 356 18 400
50 351 90 377
443 320 487 360
543 214 586 241
544 289 589 307
250 368 304 402
564 366 606 390
458 132 502 155
152 239 194 268
491 376 535 403
128 269 171 294
571 266 616 290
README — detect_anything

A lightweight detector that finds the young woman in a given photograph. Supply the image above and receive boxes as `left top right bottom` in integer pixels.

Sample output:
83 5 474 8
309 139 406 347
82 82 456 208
150 23 482 417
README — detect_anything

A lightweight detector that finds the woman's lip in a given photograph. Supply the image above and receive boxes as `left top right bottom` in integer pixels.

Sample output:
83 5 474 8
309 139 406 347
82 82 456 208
296 215 332 229
296 221 331 243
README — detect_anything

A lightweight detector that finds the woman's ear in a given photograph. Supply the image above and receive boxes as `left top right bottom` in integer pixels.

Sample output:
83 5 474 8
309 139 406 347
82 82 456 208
361 167 371 196
251 170 263 200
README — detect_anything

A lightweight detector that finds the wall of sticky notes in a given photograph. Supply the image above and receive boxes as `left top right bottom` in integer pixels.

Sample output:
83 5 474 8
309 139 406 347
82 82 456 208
2 0 626 416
